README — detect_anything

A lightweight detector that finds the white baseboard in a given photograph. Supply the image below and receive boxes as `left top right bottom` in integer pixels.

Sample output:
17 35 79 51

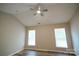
24 48 75 54
8 48 24 56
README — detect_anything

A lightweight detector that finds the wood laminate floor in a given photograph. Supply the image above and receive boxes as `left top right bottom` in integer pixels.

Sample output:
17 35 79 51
13 49 75 56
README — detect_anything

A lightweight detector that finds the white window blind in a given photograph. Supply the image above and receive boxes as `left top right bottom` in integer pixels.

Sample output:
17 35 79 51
54 28 68 48
28 30 35 46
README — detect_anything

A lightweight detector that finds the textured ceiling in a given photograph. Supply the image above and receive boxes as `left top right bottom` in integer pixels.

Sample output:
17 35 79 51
0 3 79 26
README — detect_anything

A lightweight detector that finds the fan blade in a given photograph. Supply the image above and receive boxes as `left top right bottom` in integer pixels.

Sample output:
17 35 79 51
40 13 43 16
30 8 34 10
34 13 37 15
43 9 48 12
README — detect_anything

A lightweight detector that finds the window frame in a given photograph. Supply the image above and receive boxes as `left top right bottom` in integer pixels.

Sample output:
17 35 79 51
54 27 68 48
28 30 36 46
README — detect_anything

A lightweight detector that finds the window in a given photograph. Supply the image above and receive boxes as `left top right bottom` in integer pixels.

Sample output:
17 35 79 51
54 28 68 48
28 30 35 46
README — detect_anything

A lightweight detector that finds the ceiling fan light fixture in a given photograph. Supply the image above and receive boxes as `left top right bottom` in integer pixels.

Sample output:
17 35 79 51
30 4 48 16
37 10 41 14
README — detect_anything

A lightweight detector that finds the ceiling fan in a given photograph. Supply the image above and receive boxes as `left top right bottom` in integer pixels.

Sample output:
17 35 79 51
30 4 48 16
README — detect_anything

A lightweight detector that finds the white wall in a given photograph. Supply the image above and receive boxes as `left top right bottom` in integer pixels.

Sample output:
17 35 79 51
25 23 73 53
70 9 79 55
0 11 26 56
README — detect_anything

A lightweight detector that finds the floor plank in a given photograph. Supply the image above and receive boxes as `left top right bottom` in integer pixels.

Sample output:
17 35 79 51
13 49 75 56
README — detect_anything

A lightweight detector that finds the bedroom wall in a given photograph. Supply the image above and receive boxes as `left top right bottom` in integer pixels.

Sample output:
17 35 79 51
25 23 73 53
70 8 79 55
0 11 26 56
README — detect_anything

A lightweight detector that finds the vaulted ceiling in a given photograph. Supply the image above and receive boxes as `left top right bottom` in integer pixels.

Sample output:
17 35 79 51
0 3 79 26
